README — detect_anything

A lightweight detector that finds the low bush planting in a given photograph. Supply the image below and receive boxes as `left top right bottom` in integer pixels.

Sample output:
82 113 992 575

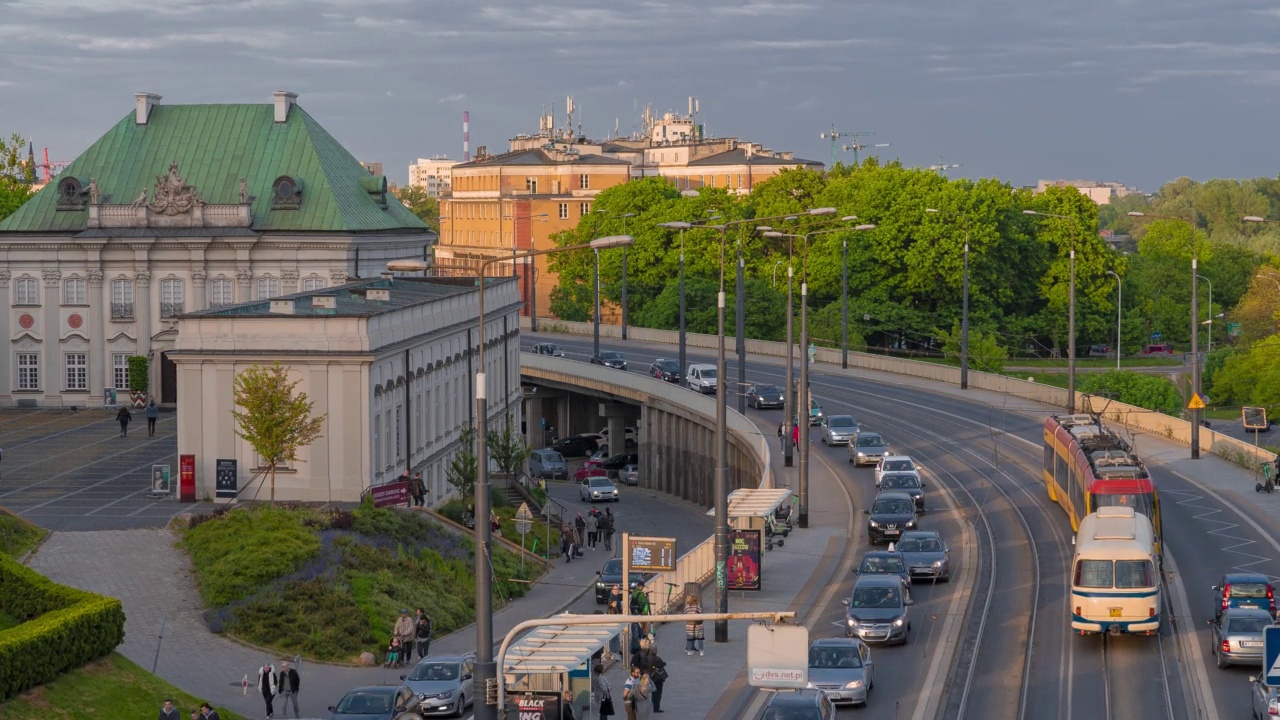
0 508 46 559
438 499 563 557
181 499 546 662
0 554 125 701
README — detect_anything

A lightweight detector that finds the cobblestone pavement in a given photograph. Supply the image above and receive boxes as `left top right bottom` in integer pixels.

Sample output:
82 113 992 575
0 407 214 531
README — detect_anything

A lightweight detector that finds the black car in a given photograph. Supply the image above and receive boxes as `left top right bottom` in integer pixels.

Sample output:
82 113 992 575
649 358 682 383
591 351 627 370
549 435 600 458
864 491 919 545
594 557 650 604
762 689 836 719
328 685 418 720
745 383 784 409
878 472 926 511
602 452 639 478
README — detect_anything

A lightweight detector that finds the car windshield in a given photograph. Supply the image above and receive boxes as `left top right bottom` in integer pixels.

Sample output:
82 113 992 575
1229 616 1270 634
880 475 919 489
857 434 884 447
660 361 678 371
829 416 856 428
755 384 780 395
408 662 460 681
860 556 906 574
588 476 613 487
872 498 912 514
898 537 942 553
336 691 394 713
809 647 864 669
602 352 622 360
603 559 621 574
701 368 717 379
1228 582 1271 598
850 586 901 608
882 460 914 472
542 452 564 463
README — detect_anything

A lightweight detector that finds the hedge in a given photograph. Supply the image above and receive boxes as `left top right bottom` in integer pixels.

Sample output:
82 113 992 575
0 553 125 700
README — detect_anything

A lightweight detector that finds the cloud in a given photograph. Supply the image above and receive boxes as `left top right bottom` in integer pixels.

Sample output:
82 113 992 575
438 94 467 104
721 38 880 50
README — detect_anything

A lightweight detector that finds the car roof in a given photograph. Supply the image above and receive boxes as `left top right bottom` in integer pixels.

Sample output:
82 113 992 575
881 455 915 463
861 550 905 560
344 685 401 694
766 689 825 706
881 472 920 482
1224 572 1272 584
811 637 864 648
854 573 906 589
900 530 941 541
419 653 474 663
874 491 914 502
1223 607 1273 619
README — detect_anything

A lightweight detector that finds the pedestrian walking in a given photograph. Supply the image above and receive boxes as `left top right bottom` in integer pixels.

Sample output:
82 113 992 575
593 662 616 718
409 472 426 507
585 510 599 549
574 512 587 547
791 422 800 446
256 662 278 719
561 689 577 720
602 508 615 552
561 527 574 563
638 640 668 713
277 661 300 719
116 405 131 438
684 595 705 656
414 607 433 660
200 702 221 720
158 699 180 720
145 399 159 436
623 666 639 720
606 585 623 658
393 609 416 667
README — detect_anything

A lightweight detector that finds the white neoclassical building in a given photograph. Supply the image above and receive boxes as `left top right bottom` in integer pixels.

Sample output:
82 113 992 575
171 275 522 503
0 91 434 406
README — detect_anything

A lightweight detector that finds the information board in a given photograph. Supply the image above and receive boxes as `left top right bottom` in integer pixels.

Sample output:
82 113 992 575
628 535 677 572
215 459 238 499
370 480 409 508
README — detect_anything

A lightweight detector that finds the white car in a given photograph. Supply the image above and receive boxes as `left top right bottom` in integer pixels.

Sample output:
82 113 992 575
875 456 921 487
687 364 717 394
580 474 620 502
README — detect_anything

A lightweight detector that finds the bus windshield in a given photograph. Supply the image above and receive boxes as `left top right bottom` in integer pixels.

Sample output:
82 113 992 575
1092 492 1154 519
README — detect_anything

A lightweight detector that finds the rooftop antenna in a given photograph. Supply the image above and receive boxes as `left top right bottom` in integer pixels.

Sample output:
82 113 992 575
819 125 874 168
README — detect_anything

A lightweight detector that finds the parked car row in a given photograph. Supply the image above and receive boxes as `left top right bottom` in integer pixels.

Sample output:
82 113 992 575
328 653 477 719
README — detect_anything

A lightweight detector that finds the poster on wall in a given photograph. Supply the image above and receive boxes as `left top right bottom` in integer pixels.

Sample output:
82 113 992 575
150 464 172 495
727 529 762 591
506 693 561 720
215 459 238 499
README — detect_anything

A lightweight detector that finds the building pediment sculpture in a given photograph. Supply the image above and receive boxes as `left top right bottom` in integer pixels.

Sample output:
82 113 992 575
147 161 205 216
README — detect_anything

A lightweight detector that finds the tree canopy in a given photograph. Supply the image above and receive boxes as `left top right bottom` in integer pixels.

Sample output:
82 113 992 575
0 132 34 223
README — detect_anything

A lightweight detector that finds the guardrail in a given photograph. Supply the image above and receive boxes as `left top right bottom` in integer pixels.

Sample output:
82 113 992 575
523 316 1278 470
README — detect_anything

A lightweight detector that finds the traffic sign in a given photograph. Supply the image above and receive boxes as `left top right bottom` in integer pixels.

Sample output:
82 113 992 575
514 502 533 536
1187 392 1207 411
1228 321 1242 338
1245 407 1269 430
1151 331 1162 341
1266 625 1280 684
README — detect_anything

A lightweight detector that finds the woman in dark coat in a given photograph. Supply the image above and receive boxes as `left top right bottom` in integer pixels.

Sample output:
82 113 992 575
116 405 132 438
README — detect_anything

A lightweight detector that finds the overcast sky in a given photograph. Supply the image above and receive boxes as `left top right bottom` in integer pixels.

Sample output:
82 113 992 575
3 0 1278 191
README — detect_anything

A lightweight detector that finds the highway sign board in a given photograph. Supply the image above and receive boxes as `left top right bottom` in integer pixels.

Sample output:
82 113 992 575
1266 625 1280 684
1244 407 1269 430
1187 392 1207 411
1228 321 1242 337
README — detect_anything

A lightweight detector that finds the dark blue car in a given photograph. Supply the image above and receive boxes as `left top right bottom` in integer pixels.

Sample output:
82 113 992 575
328 685 418 720
1213 572 1276 619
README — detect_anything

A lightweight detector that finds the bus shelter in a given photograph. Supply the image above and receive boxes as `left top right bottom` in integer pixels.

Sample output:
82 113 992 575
503 622 626 715
706 487 795 530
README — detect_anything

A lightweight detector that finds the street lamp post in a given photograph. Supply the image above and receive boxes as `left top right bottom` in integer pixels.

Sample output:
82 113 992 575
924 209 971 389
1197 274 1213 353
1106 270 1122 372
837 215 860 370
396 233 633 720
656 222 692 384
593 247 603 360
1129 211 1201 459
1024 210 1081 412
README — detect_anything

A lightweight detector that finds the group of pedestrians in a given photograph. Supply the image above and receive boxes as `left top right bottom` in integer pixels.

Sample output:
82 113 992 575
116 398 160 438
562 508 616 562
399 470 427 507
591 585 704 718
157 699 221 720
248 661 301 720
388 607 433 668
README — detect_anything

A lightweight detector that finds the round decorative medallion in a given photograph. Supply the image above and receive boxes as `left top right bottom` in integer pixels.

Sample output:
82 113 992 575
68 313 83 329
18 314 34 329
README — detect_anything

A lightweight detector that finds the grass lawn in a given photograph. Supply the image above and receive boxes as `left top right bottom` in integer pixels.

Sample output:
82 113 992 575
1003 371 1071 389
0 507 46 559
180 500 545 663
0 652 243 720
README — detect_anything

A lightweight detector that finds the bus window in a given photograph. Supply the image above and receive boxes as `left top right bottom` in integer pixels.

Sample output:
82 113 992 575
1115 560 1154 588
1074 559 1114 588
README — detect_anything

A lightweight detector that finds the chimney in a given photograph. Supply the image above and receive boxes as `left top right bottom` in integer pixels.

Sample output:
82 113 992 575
273 91 298 123
135 92 162 125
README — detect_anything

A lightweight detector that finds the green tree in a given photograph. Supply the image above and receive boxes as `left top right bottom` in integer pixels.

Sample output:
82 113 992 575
1210 335 1280 410
1076 371 1184 416
445 426 479 500
487 417 528 480
390 183 440 226
0 132 33 223
936 321 1009 373
231 362 327 503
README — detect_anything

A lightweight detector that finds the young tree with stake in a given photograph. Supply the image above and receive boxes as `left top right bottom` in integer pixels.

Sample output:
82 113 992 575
232 362 326 503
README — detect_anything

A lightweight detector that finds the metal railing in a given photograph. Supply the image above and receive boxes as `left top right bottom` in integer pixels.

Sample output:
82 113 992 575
110 302 133 320
160 302 184 318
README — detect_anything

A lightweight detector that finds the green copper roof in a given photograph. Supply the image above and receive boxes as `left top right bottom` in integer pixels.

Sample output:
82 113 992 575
0 103 428 234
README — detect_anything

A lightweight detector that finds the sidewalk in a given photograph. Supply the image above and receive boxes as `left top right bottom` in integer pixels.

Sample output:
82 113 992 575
581 443 853 720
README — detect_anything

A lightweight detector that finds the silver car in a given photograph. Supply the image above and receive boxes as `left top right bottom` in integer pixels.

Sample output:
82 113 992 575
527 448 567 480
806 637 873 706
1210 606 1270 668
1250 675 1280 718
401 653 475 717
849 432 891 466
580 474 620 502
619 464 639 486
820 415 860 446
896 530 950 581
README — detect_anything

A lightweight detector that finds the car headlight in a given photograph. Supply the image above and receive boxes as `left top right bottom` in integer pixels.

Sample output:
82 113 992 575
892 617 905 627
932 560 944 568
906 520 917 529
846 617 859 627
868 520 880 528
846 680 864 689
857 452 867 457
436 690 455 699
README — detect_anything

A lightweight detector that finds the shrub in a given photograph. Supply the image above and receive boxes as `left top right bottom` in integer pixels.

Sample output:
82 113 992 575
1077 371 1183 416
0 554 125 700
181 506 321 606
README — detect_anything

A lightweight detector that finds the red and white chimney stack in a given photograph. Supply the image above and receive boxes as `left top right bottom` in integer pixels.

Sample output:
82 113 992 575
463 111 470 162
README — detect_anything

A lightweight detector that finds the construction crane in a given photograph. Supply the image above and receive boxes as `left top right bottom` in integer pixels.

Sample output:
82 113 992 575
819 125 876 167
929 156 962 176
38 147 71 185
842 141 893 166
